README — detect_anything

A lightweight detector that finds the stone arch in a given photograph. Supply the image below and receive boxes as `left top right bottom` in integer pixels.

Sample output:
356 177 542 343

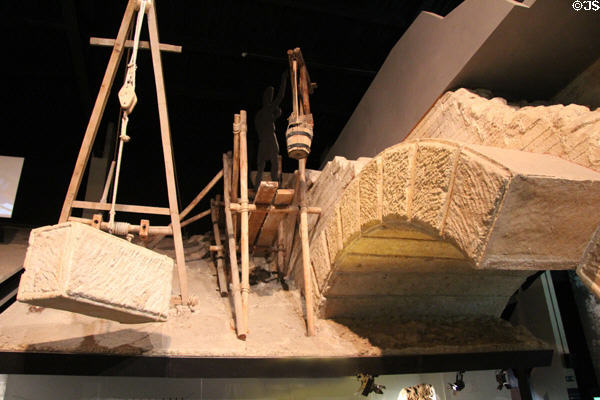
298 139 600 318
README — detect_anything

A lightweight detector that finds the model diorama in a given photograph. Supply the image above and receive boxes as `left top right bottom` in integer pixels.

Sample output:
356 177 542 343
2 0 600 390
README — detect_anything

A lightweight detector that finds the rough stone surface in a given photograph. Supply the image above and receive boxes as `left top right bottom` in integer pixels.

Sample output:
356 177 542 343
339 179 361 246
309 232 331 293
298 138 600 319
443 149 510 263
17 222 173 323
407 88 600 171
410 142 456 229
324 208 343 266
323 295 514 319
286 157 366 281
359 158 381 230
382 144 413 219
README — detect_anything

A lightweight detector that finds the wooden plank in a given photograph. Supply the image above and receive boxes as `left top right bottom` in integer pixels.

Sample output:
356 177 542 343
71 200 171 215
248 181 278 246
59 0 137 223
90 37 182 53
254 189 296 250
273 189 295 205
147 3 188 304
254 181 279 204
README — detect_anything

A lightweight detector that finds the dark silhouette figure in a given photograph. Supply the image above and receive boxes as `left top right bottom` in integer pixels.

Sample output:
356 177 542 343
255 71 287 189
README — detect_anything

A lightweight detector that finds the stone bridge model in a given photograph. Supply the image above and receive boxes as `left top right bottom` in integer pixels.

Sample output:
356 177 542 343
286 90 600 320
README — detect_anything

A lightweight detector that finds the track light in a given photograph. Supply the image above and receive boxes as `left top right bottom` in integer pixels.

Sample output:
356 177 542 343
357 373 385 396
495 369 512 390
448 371 465 393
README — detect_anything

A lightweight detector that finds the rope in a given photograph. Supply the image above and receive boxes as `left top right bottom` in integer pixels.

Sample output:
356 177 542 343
108 0 148 233
125 0 147 88
112 222 131 236
109 113 129 231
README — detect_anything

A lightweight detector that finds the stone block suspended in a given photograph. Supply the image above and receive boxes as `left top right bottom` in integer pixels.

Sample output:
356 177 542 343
17 222 173 323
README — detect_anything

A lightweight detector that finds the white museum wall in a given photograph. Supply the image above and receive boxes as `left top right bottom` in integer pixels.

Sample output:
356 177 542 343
0 371 511 400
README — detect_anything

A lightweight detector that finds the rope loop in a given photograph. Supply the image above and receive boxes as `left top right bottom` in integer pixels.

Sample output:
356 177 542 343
112 222 130 236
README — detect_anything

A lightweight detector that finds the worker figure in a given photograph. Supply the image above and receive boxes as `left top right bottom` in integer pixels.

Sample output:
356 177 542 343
254 71 287 189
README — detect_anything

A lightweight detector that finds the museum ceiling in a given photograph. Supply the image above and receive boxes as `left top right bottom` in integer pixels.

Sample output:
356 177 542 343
2 0 464 228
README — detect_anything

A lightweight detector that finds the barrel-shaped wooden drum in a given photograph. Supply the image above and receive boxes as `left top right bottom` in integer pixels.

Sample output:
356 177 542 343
286 114 313 159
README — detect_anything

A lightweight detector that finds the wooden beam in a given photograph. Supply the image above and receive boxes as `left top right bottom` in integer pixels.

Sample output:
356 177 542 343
68 216 172 235
147 169 223 248
180 169 223 220
90 37 182 53
232 114 241 240
239 111 251 335
223 153 246 339
71 200 170 215
59 0 137 223
147 2 188 304
277 221 285 275
211 197 228 297
228 203 321 214
298 158 315 336
179 209 211 228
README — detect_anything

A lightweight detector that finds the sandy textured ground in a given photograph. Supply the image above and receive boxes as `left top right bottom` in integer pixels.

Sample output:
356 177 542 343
0 233 549 358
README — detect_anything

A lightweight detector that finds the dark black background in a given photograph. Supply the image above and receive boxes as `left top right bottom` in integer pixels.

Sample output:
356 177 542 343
2 0 463 232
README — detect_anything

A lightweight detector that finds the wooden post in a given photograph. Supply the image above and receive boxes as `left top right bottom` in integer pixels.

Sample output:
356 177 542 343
232 114 241 239
277 220 285 274
59 0 137 223
282 170 301 278
223 153 246 339
147 2 188 304
299 63 311 115
239 110 251 333
211 196 228 297
298 158 315 336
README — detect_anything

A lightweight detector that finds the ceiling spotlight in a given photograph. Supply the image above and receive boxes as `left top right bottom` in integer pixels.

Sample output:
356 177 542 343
357 373 386 396
495 369 512 390
448 371 465 393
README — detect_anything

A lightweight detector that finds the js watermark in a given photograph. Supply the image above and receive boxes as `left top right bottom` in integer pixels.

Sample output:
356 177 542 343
572 0 600 11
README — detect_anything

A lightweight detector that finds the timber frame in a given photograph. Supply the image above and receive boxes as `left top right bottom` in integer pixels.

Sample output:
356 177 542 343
58 0 191 303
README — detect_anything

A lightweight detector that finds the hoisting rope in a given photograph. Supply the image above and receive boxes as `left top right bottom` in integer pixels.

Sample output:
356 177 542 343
109 0 149 233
